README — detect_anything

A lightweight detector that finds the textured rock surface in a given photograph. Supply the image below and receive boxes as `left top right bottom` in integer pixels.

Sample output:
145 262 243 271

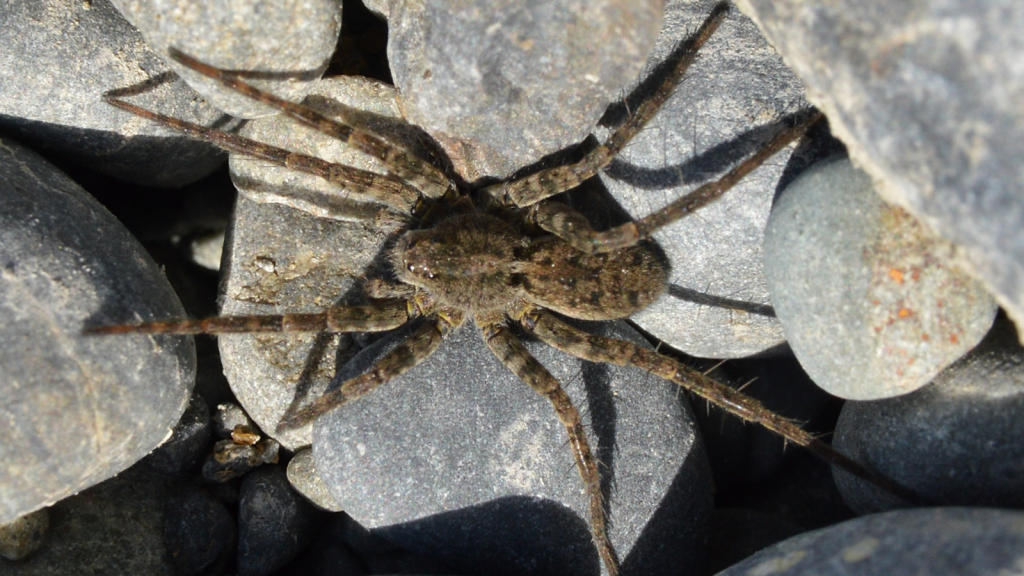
286 448 343 512
110 0 342 119
600 0 816 359
833 319 1024 514
717 507 1024 576
0 136 194 525
0 509 49 561
0 0 226 186
388 0 663 181
315 321 712 576
237 466 323 576
764 156 997 399
163 487 235 576
735 0 1024 345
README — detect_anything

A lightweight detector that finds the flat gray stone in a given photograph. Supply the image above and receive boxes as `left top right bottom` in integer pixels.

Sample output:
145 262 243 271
0 0 226 187
314 320 712 576
0 136 194 525
735 0 1024 347
717 507 1024 576
764 156 997 399
833 319 1024 514
388 0 663 181
110 0 342 119
600 0 813 359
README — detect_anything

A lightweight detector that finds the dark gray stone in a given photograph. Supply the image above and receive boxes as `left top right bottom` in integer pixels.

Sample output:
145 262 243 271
599 0 811 359
212 401 255 439
735 0 1024 348
833 319 1024 514
764 156 997 399
0 136 194 525
388 0 663 181
143 394 213 475
238 466 323 576
0 509 49 561
704 508 804 576
163 487 235 576
0 0 226 186
716 507 1024 576
314 321 712 576
109 0 342 119
0 466 176 575
202 439 268 484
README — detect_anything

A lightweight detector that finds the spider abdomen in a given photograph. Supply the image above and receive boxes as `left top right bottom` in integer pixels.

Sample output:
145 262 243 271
517 236 668 321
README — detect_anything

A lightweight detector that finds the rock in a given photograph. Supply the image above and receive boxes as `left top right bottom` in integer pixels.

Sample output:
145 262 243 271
600 0 820 359
314 320 712 576
0 136 194 525
716 507 1024 576
163 487 235 576
237 466 323 576
0 509 49 561
286 448 344 512
388 0 663 181
734 0 1024 347
109 0 342 119
142 394 213 475
212 402 256 439
704 508 804 576
833 319 1024 514
0 466 177 575
0 0 226 186
764 155 997 399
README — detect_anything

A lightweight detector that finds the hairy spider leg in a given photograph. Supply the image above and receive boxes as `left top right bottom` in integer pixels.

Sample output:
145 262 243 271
477 310 616 575
518 305 926 505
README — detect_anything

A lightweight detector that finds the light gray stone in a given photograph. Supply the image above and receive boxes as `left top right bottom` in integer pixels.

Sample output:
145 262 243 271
314 321 712 576
764 156 997 399
110 0 343 119
735 0 1024 346
286 448 343 512
0 136 194 525
0 0 226 187
833 319 1024 514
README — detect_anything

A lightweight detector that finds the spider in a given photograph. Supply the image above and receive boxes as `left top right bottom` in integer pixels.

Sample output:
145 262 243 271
92 3 917 574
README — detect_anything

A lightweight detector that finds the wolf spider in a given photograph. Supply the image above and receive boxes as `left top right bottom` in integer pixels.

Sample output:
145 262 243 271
93 3 918 574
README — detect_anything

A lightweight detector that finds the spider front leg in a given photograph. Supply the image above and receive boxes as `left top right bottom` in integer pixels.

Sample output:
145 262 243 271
476 311 617 576
518 306 927 505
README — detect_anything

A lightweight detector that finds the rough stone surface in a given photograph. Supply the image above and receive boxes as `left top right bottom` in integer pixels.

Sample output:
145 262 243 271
238 466 323 576
764 156 997 399
0 136 195 525
600 0 815 359
286 448 344 512
735 0 1024 346
717 507 1024 576
833 319 1024 514
0 0 226 186
388 0 664 181
315 321 712 576
0 466 176 575
110 0 343 119
212 401 255 439
0 509 49 561
163 487 235 576
142 393 212 475
220 76 403 450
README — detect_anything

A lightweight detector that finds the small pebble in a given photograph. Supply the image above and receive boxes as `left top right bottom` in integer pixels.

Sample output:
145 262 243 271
213 402 255 439
716 507 1024 576
143 394 213 475
0 508 49 561
833 318 1024 514
163 487 235 576
764 155 997 399
286 449 344 512
238 466 323 576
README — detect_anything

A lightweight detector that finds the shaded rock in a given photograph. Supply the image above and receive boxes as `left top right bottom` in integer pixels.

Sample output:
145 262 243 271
315 321 712 576
143 393 212 475
601 0 817 359
0 509 49 561
0 136 194 525
833 319 1024 514
703 508 804 576
109 0 342 119
388 0 663 181
764 155 997 399
735 0 1024 346
286 448 344 512
237 466 323 576
0 466 176 575
0 0 225 186
163 487 235 576
716 507 1024 576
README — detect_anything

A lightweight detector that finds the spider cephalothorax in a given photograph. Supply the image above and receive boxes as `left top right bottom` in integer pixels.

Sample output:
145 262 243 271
91 4 919 574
